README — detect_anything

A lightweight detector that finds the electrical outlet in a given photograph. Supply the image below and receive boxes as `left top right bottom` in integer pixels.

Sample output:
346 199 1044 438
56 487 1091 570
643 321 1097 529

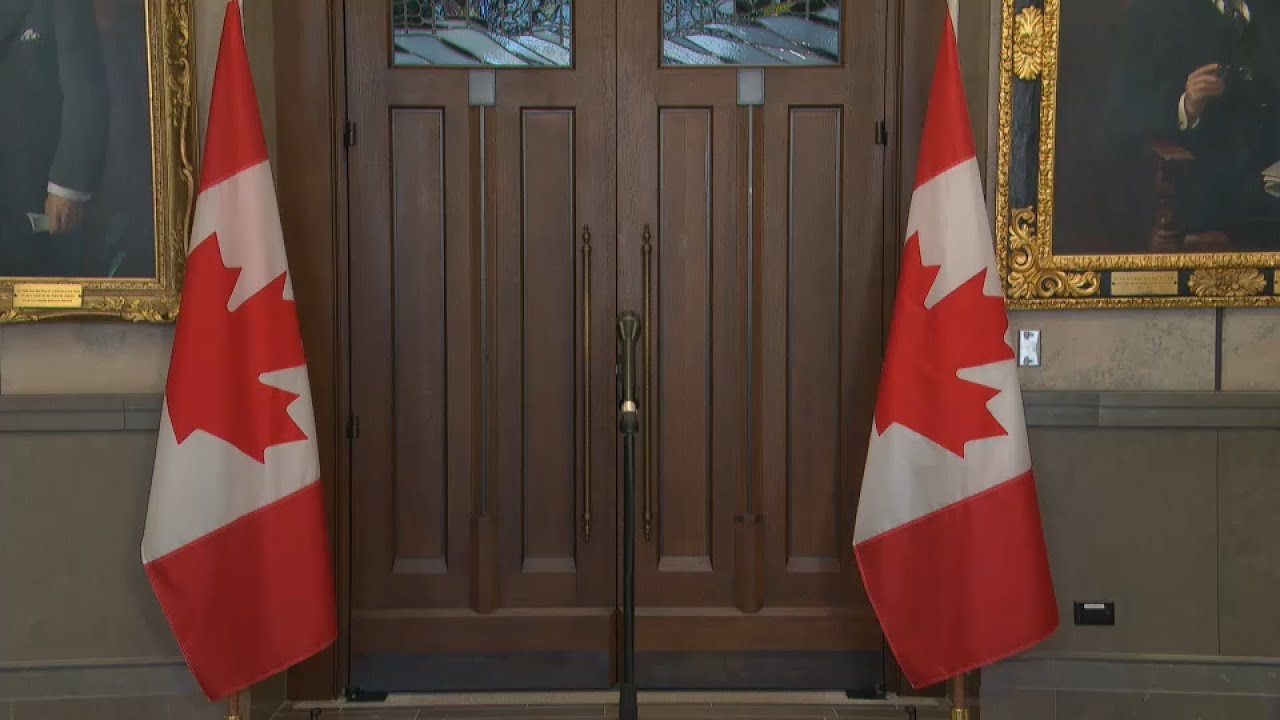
1074 601 1115 626
1018 330 1041 367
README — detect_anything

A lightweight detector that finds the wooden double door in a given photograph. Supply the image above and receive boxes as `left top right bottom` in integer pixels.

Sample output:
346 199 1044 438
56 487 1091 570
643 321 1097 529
344 0 890 694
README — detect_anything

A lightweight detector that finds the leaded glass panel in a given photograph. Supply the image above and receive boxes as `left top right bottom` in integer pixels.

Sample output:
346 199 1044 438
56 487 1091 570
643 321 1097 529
662 0 839 66
393 0 573 67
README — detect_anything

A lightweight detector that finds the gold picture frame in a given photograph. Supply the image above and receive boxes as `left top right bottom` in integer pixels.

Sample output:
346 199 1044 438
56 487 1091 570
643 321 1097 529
0 0 195 322
996 0 1280 308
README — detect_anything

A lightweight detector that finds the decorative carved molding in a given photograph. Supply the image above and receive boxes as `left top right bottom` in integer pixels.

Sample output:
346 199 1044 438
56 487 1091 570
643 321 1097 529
1006 208 1101 300
1188 268 1267 298
1012 6 1044 80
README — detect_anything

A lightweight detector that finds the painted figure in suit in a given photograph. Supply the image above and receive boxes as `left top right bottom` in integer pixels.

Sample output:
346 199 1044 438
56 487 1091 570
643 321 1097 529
0 0 108 277
1118 0 1280 241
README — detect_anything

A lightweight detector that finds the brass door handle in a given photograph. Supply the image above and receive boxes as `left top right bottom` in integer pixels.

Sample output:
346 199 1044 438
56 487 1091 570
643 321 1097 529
641 224 654 542
582 225 594 542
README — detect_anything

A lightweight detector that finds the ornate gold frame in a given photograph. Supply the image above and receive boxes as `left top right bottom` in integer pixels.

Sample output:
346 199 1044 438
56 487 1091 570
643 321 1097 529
996 0 1280 308
0 0 195 322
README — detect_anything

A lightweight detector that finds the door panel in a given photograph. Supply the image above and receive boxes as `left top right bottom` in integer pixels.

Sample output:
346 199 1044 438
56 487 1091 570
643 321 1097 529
387 108 453 582
759 63 888 615
618 0 889 686
653 105 737 593
346 0 618 690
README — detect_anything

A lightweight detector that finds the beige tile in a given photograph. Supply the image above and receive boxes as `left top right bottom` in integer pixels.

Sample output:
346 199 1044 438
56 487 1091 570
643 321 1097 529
0 324 172 395
334 710 420 720
1221 309 1280 391
376 693 615 707
1145 661 1280 695
979 688 1054 720
1056 691 1280 719
1051 659 1156 692
1219 431 1280 657
980 659 1057 690
1009 310 1216 391
168 694 234 720
634 712 834 717
636 708 831 719
831 707 918 719
638 711 835 720
11 697 170 720
1029 429 1219 654
0 663 195 701
644 694 846 706
419 709 602 719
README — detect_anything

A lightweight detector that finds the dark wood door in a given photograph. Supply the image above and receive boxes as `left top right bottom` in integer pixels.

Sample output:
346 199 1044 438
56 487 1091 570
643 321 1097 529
616 0 889 692
344 0 889 694
344 0 619 691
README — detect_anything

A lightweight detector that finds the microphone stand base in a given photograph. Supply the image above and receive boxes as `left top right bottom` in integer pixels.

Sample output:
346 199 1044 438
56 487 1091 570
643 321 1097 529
619 684 638 720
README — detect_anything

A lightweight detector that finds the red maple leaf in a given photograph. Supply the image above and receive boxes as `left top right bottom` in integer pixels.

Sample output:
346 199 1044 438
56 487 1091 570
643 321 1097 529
875 233 1014 457
166 234 308 463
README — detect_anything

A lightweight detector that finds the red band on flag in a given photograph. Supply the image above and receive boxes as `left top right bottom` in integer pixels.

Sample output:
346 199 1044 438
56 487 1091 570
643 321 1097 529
199 0 269 191
914 14 977 189
855 472 1059 689
144 483 336 701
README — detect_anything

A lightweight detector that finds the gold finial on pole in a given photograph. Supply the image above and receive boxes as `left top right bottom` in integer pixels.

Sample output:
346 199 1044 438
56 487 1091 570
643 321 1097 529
949 672 970 720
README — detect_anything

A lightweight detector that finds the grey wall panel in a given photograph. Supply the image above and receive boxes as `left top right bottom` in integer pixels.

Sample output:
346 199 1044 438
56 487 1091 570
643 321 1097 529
1219 431 1280 658
0 431 178 664
1029 429 1219 655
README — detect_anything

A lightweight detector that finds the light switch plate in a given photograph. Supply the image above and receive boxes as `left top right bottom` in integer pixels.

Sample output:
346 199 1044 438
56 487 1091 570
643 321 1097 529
469 70 496 107
1018 330 1041 367
737 69 764 106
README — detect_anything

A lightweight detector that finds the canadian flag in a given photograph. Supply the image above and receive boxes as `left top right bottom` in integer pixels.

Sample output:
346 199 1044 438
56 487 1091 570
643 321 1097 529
852 10 1058 688
141 0 336 701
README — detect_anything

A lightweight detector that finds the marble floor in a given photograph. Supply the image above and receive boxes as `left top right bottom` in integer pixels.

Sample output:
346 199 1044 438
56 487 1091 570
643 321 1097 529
272 693 950 720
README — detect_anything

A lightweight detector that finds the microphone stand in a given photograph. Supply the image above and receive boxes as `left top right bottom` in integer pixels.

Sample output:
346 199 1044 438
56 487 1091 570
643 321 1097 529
617 312 641 720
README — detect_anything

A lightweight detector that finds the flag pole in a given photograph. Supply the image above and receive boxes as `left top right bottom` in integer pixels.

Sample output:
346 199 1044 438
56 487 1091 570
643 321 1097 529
225 692 241 720
948 673 969 720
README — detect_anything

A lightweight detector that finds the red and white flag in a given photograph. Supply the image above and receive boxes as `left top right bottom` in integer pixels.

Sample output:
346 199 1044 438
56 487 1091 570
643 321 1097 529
853 9 1057 689
141 0 336 700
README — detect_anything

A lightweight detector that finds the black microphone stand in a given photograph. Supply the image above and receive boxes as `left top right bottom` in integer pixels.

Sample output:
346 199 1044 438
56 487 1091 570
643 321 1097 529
617 312 641 720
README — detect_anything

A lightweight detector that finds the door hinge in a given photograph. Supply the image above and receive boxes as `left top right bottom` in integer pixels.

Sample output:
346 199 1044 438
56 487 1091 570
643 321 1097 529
347 414 361 439
875 120 888 146
343 121 358 148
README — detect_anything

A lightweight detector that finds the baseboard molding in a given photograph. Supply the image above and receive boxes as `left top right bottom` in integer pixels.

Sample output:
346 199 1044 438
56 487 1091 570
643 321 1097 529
986 654 1280 695
0 658 197 701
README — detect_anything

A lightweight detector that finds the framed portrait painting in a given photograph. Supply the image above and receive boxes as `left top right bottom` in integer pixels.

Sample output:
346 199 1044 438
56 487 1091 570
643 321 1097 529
0 0 194 322
997 0 1280 308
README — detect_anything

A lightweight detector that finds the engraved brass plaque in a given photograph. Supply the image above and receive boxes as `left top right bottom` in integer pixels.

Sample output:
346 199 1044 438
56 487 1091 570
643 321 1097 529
1110 272 1179 297
13 283 84 309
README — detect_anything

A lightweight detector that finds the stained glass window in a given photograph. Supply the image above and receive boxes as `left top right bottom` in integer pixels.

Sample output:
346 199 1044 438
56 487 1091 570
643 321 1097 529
662 0 840 66
393 0 573 67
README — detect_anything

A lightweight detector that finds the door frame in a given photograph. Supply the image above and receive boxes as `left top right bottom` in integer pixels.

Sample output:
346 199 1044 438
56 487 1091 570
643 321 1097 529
271 0 951 701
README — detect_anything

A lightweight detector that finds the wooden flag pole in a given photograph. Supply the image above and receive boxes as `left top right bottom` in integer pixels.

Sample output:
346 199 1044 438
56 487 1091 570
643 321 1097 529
225 691 242 720
949 673 970 720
